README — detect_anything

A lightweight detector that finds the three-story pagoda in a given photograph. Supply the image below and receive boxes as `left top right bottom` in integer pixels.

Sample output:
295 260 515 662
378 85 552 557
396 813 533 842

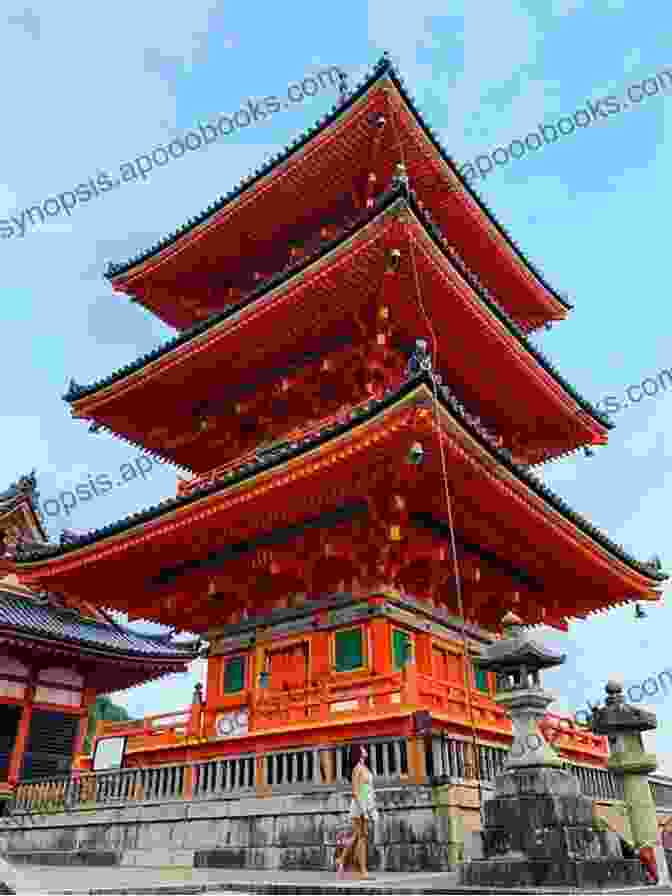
13 57 665 773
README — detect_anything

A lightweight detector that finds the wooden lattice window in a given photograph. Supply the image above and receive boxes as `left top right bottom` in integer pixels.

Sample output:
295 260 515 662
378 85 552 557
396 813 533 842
334 627 363 672
223 657 246 693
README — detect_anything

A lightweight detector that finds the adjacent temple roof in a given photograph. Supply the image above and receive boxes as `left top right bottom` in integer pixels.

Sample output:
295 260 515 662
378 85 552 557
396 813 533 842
0 469 200 686
0 588 199 660
0 470 47 542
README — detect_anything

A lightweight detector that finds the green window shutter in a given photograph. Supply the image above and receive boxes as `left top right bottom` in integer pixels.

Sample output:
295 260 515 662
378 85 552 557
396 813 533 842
392 629 411 670
334 628 363 672
473 661 488 693
224 657 245 693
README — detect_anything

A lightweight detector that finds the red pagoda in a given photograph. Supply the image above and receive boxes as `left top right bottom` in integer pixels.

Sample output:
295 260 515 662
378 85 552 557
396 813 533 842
13 56 665 779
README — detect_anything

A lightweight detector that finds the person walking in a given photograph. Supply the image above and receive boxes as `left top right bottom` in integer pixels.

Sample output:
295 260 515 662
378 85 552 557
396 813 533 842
336 743 377 879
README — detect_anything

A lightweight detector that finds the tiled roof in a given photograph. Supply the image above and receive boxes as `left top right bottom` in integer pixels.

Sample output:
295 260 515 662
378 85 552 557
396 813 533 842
0 591 200 660
21 373 667 584
104 55 570 316
64 187 610 441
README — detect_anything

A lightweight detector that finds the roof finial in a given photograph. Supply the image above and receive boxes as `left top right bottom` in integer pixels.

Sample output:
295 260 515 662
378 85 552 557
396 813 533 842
337 69 349 103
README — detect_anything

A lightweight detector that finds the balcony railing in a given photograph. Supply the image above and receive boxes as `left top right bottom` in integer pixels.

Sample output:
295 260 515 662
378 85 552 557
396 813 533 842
93 669 609 769
176 393 391 499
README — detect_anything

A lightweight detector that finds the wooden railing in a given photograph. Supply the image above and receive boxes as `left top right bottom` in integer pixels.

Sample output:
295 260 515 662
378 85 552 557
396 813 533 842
94 670 412 750
94 671 610 767
251 670 408 729
541 712 609 760
4 731 654 818
175 393 395 499
97 709 192 754
8 736 410 815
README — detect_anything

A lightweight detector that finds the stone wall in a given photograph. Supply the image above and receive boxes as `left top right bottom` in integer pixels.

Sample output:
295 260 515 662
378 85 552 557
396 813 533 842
0 785 470 872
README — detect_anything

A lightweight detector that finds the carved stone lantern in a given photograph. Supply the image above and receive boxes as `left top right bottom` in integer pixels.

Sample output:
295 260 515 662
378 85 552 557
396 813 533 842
461 612 645 889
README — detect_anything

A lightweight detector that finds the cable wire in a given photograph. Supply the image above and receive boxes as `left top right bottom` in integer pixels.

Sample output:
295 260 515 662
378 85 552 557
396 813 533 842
384 90 484 805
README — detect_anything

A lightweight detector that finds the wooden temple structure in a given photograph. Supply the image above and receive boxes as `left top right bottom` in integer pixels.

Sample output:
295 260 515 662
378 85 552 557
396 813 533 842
0 472 199 803
12 56 666 782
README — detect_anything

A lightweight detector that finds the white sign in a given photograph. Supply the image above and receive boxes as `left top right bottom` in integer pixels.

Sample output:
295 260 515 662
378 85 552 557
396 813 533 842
215 709 249 738
93 736 126 770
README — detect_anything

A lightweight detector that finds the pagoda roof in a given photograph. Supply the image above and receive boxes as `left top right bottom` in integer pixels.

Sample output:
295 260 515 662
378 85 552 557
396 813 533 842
0 587 199 661
65 187 610 471
18 374 665 605
104 55 569 332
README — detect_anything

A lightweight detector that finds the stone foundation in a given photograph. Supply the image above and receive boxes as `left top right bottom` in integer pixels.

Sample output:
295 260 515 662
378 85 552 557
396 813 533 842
0 785 462 872
462 857 646 888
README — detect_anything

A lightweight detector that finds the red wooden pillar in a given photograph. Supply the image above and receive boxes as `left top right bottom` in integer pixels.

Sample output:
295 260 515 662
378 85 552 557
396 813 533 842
311 628 331 721
7 681 35 785
369 598 392 707
415 631 432 677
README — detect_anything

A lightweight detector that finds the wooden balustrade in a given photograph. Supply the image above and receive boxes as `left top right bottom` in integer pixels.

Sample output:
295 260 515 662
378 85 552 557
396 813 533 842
250 670 405 730
6 731 629 819
7 736 409 814
98 710 191 740
95 674 609 769
176 394 384 498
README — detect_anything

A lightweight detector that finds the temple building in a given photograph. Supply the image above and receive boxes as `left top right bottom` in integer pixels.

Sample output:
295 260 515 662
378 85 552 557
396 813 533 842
10 56 666 798
0 472 199 804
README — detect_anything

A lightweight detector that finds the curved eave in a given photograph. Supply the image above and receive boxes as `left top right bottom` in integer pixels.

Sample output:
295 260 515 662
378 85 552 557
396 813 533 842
105 56 569 322
19 375 665 591
0 626 197 666
67 188 611 440
0 590 200 663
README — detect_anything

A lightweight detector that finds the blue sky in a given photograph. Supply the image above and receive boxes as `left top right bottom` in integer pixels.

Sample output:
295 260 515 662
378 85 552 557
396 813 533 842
1 0 671 767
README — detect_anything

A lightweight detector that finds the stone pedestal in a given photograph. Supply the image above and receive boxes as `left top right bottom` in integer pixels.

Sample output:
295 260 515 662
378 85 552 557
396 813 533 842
464 766 644 888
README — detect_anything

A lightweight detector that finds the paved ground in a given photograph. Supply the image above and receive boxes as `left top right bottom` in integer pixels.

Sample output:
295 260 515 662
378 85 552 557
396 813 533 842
0 864 670 896
4 865 464 894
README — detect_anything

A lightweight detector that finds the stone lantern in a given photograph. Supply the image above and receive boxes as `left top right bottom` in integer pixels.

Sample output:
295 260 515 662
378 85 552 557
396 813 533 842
481 610 566 771
461 612 645 889
591 680 669 885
